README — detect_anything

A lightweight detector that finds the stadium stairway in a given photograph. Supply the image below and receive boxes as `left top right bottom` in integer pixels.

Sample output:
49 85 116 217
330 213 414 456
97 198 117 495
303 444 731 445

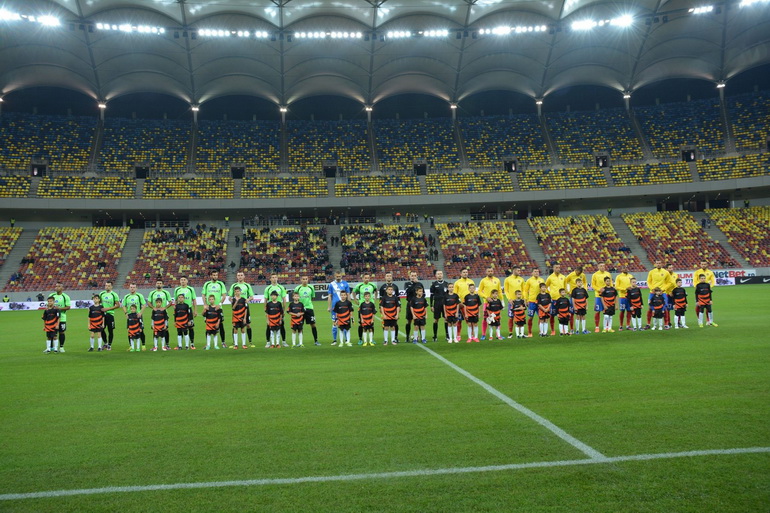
225 228 242 271
687 161 701 182
326 224 342 271
0 228 37 291
720 100 737 153
539 116 560 165
518 221 547 270
233 178 242 199
693 212 748 266
29 176 41 198
601 166 615 186
629 110 654 160
135 178 143 199
114 228 146 286
608 217 652 266
327 178 335 196
420 221 445 271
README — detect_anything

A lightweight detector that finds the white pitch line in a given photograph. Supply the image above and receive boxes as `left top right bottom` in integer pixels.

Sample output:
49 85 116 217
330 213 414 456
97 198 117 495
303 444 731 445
415 343 607 460
2 447 768 501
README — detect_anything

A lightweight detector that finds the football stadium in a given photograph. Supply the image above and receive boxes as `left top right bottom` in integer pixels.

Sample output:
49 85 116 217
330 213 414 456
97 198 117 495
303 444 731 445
1 0 769 510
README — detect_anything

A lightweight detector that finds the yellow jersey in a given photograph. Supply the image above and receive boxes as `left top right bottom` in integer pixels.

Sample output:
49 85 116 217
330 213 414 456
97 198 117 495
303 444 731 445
453 277 475 302
478 276 503 302
664 272 678 294
564 271 587 293
693 268 716 287
545 272 566 300
614 272 634 298
523 276 545 303
646 267 670 292
591 271 613 297
503 275 525 301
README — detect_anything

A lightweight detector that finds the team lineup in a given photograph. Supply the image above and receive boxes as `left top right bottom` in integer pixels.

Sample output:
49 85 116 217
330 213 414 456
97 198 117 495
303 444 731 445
39 260 719 353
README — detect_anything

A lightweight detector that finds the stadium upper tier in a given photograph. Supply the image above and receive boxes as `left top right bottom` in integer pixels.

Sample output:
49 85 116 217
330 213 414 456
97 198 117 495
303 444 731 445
0 227 22 269
706 206 770 267
0 176 31 198
726 91 770 151
610 162 692 186
100 118 189 173
288 120 370 174
335 175 421 196
143 177 234 199
37 176 134 199
426 171 514 194
5 227 128 291
459 114 550 168
340 224 433 280
635 98 724 158
696 153 770 181
546 108 643 164
375 118 460 172
622 211 739 269
517 167 607 190
240 226 330 283
436 221 538 277
242 176 328 198
528 215 646 272
126 227 229 287
196 119 280 173
0 112 94 172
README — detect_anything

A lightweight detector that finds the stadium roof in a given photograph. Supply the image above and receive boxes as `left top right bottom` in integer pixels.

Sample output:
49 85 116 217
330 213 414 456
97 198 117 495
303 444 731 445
1 0 769 109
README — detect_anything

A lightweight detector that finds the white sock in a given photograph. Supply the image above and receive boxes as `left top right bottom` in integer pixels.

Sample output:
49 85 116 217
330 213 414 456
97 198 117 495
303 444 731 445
97 337 103 349
178 335 183 347
708 312 713 323
299 332 304 345
184 334 190 347
473 326 479 339
467 326 472 339
234 333 239 346
214 334 219 348
292 332 297 346
241 332 247 346
698 312 704 324
90 338 94 349
206 334 211 348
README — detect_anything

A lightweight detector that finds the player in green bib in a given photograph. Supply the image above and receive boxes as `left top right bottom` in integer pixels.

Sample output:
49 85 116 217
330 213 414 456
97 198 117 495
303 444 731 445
173 276 197 347
295 275 319 345
228 271 255 346
48 282 71 352
148 278 173 348
264 273 288 347
202 269 228 344
122 283 147 350
352 273 378 345
99 280 121 350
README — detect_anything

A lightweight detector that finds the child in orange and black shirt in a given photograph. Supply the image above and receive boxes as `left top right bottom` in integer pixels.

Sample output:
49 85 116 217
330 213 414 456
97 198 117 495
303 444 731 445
42 296 60 353
570 279 589 335
536 283 552 337
554 288 572 336
151 297 170 351
626 278 644 332
380 285 400 346
265 291 285 348
128 304 144 352
173 293 193 350
231 286 248 349
443 282 461 343
333 290 353 347
288 291 306 348
511 290 527 339
695 274 717 327
671 278 689 329
358 291 376 346
463 284 481 343
203 294 222 350
409 286 428 344
485 289 504 341
88 294 105 352
648 288 666 331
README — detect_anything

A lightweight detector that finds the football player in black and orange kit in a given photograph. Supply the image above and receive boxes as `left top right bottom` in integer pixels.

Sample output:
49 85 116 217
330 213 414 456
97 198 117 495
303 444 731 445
88 294 105 352
358 291 376 346
42 296 60 353
671 278 689 329
127 304 144 352
380 285 401 346
536 283 552 337
626 278 644 332
443 283 461 344
409 286 429 344
570 279 589 335
203 294 222 350
333 290 354 347
695 274 718 327
485 289 504 341
151 297 170 351
511 290 527 339
231 286 248 349
599 276 618 333
173 293 193 350
265 291 285 348
462 283 481 343
288 291 306 348
554 289 572 336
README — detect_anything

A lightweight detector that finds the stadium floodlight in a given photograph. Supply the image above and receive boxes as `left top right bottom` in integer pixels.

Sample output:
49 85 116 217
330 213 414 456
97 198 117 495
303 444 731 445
611 15 634 27
97 102 107 109
365 106 373 112
38 15 60 27
623 92 632 99
688 5 714 13
571 19 597 31
191 105 200 112
279 106 288 113
0 8 20 21
535 99 543 105
449 103 458 109
716 81 726 88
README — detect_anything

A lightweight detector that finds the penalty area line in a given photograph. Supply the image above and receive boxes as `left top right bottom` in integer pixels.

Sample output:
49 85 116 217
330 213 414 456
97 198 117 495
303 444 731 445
1 447 769 501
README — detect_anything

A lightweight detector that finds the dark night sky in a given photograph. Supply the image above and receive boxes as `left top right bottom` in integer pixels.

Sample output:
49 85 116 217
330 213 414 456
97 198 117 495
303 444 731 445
3 63 769 121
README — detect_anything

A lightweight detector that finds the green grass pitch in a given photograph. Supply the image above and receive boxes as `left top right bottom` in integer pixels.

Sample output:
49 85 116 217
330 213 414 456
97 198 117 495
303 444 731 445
1 285 769 512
